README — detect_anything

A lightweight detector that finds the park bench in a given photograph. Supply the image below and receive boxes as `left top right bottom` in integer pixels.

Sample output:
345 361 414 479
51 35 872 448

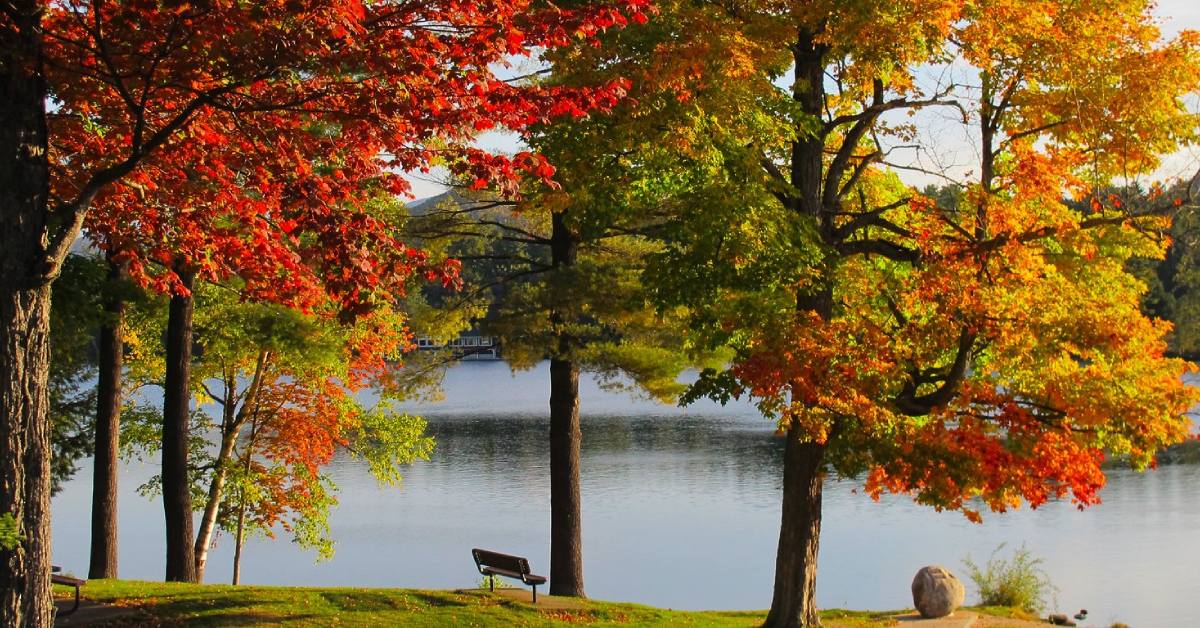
51 565 86 615
471 548 548 603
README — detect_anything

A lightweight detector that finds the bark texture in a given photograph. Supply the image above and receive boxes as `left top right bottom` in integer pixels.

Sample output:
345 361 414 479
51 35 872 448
762 435 827 628
547 210 585 597
194 430 237 582
1 3 55 625
162 267 197 582
548 356 584 597
89 258 126 579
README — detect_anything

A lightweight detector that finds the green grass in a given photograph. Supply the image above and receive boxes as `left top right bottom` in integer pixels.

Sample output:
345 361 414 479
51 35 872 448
63 580 898 627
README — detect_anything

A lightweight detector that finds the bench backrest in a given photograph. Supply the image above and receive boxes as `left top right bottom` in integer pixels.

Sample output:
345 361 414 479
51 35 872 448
472 548 531 575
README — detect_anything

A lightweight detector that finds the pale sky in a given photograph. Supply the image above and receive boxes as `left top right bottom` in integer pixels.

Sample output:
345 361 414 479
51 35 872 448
1158 0 1200 36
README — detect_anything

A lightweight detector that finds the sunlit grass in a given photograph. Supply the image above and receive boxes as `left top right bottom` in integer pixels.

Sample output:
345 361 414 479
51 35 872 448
70 580 900 627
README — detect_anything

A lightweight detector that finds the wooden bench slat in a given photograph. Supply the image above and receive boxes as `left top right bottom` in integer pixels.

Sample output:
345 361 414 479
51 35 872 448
481 566 523 579
52 574 86 587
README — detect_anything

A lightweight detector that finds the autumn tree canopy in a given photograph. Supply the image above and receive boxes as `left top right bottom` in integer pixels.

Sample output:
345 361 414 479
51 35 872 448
548 0 1200 626
2 0 649 622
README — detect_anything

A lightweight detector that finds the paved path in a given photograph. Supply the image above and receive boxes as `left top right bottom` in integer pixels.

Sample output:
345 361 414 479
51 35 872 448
890 611 1055 628
54 598 141 626
892 611 982 627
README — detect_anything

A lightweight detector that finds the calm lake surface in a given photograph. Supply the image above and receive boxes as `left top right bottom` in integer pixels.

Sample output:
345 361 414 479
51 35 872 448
51 361 1199 626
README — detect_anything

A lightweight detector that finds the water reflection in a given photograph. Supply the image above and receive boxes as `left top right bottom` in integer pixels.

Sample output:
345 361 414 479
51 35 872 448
50 362 1199 626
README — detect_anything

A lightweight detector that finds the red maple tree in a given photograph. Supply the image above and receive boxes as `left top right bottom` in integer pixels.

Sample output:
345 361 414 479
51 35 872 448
1 0 649 620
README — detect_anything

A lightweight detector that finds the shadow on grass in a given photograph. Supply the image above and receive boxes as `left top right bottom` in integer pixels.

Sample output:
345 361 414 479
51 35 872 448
319 590 408 612
405 591 472 609
114 592 321 627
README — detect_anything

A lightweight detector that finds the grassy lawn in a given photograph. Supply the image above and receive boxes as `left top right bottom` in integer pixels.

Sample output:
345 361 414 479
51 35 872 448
64 580 899 627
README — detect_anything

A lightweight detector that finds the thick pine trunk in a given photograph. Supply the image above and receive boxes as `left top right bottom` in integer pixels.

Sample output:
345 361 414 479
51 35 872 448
548 356 584 597
0 288 54 626
162 267 197 582
89 257 126 579
547 210 585 597
763 432 827 628
1 3 55 624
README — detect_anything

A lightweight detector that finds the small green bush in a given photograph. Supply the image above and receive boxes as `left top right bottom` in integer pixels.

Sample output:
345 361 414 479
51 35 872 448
0 512 21 551
962 543 1056 613
478 574 515 590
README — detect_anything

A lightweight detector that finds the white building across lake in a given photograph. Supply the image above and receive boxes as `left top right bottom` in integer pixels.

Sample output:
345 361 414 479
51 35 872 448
414 334 500 360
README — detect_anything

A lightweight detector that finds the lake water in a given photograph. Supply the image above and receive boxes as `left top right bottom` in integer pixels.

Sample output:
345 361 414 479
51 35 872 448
51 361 1199 626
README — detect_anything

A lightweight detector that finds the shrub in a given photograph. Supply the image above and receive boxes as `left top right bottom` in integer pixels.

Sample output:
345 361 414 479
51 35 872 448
0 512 21 550
478 574 515 590
962 543 1056 613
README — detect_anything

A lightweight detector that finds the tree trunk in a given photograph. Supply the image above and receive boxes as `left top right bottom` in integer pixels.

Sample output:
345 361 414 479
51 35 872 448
548 355 584 597
0 289 54 627
547 210 585 597
88 257 127 579
1 3 55 624
194 430 237 583
231 423 258 586
162 267 197 582
195 350 267 582
231 493 247 585
763 432 827 628
763 29 832 628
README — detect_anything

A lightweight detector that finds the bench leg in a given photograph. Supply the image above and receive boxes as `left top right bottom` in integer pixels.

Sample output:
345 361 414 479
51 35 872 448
489 576 494 593
531 584 537 604
58 584 81 616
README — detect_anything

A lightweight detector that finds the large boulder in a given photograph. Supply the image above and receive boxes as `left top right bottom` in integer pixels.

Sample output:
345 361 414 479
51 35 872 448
911 565 966 618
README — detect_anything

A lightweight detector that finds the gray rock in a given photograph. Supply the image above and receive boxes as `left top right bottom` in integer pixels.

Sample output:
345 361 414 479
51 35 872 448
911 565 966 618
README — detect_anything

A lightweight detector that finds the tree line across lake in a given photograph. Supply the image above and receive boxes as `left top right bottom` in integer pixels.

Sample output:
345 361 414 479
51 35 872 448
4 2 1200 627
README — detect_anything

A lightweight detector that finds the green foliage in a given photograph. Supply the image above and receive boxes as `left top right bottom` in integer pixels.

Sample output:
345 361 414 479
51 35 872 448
478 574 516 590
962 544 1057 613
405 187 707 406
46 253 105 494
191 286 343 385
350 407 434 487
1128 185 1200 359
118 280 435 564
120 405 216 505
222 463 340 562
0 512 22 550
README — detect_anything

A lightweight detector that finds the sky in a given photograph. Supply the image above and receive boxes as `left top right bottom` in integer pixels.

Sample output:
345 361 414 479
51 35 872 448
1159 0 1200 36
404 1 1200 200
